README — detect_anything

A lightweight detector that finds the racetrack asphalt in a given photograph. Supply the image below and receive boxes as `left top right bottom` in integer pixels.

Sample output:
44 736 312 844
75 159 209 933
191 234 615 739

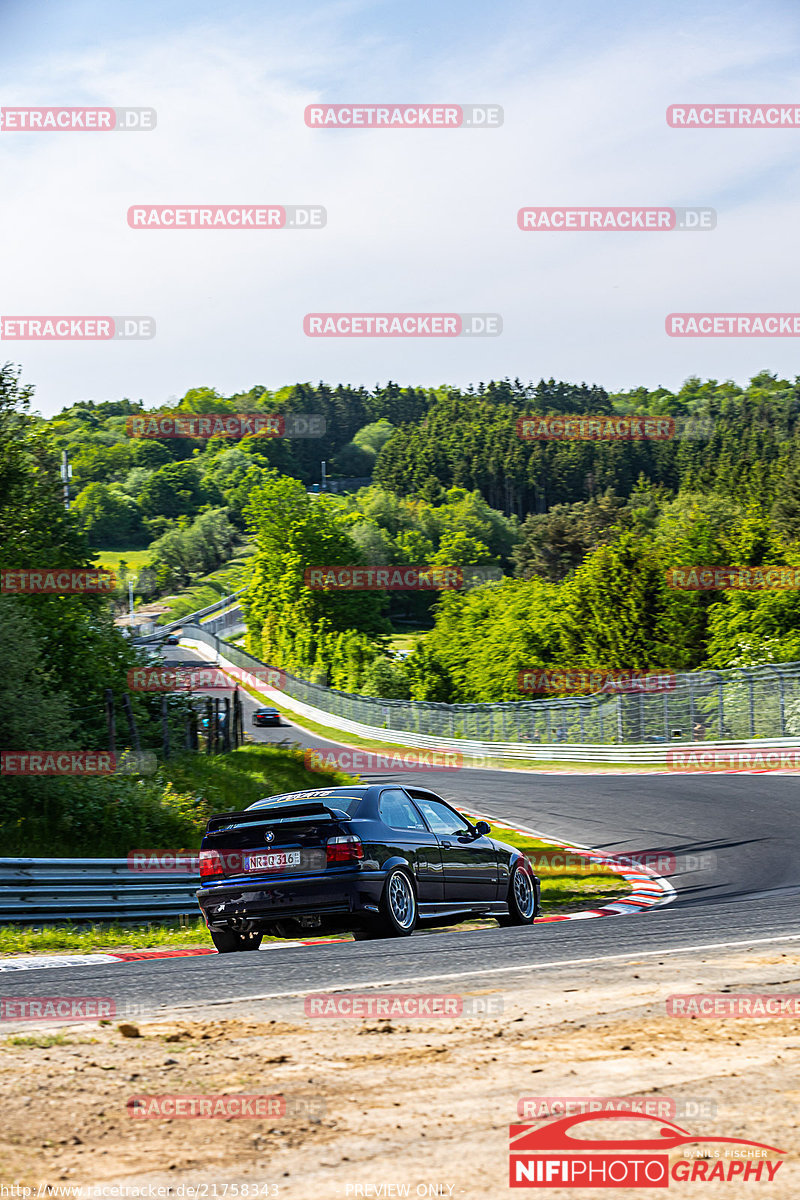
3 643 798 1017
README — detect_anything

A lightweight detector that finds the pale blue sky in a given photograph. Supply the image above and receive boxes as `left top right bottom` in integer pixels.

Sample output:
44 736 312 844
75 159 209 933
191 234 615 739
2 0 800 413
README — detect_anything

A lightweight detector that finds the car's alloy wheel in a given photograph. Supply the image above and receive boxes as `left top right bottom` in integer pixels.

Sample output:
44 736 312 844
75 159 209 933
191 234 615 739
209 927 263 953
498 863 537 926
376 868 417 937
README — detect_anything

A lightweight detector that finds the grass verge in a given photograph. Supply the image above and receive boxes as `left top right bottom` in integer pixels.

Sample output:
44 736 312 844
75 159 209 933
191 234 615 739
475 818 631 912
155 552 254 625
159 745 352 814
0 918 213 956
92 547 153 574
253 702 657 774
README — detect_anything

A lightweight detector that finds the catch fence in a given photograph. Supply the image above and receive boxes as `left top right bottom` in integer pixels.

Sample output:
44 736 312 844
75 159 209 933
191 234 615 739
186 625 800 745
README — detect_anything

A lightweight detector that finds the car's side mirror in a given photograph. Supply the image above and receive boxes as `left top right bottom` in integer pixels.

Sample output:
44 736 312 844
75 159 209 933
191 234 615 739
474 820 491 836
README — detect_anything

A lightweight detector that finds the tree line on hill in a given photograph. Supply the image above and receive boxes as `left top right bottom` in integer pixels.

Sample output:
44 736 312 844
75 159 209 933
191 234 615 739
21 365 800 703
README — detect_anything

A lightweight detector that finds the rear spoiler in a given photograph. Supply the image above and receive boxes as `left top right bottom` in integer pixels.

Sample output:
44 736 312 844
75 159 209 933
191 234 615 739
206 800 351 833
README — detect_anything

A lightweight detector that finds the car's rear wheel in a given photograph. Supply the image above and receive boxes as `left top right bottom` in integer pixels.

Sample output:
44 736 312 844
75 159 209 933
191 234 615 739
374 868 417 937
498 863 537 926
209 927 263 953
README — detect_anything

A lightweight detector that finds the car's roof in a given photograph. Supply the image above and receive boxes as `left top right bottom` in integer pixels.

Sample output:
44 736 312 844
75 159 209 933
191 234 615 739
255 706 279 711
243 783 456 817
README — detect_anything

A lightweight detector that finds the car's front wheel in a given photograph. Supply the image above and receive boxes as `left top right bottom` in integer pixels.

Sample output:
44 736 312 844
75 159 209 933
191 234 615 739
209 927 263 953
498 863 537 926
375 868 417 937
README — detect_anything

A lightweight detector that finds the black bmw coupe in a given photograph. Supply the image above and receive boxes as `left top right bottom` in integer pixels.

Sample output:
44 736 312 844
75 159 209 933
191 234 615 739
196 784 540 952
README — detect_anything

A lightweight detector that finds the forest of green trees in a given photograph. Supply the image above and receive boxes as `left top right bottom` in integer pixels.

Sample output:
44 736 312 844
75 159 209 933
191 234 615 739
16 365 800 704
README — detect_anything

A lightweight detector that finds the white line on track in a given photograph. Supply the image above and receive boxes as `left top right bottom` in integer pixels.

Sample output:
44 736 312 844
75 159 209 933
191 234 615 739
172 932 800 1009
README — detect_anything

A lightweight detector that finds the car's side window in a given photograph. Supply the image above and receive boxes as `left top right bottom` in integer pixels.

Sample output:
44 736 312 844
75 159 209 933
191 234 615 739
412 797 472 837
378 788 429 832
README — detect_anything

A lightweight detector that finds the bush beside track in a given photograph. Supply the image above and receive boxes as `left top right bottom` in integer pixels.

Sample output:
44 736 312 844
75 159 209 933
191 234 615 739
0 745 350 858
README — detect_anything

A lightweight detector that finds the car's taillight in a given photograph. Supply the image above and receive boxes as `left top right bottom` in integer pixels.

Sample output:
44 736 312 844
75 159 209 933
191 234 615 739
199 849 224 879
326 835 363 865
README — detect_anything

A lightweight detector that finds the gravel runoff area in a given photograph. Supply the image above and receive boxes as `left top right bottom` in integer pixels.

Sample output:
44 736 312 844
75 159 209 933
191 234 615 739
0 941 798 1198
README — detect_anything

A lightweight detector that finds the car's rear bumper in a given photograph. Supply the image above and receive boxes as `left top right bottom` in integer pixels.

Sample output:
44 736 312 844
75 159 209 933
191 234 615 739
197 869 385 928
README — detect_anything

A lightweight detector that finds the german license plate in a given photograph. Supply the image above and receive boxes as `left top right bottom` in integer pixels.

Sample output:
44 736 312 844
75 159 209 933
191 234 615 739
244 851 300 872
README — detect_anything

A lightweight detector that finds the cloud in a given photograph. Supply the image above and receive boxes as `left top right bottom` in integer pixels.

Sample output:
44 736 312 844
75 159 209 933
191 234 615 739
1 0 799 413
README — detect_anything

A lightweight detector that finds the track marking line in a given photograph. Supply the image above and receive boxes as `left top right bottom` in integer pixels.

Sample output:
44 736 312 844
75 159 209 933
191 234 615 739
168 933 800 1008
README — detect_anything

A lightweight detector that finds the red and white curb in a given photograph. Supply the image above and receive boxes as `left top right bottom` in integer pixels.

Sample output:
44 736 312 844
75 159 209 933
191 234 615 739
459 806 676 923
0 815 674 972
0 939 349 972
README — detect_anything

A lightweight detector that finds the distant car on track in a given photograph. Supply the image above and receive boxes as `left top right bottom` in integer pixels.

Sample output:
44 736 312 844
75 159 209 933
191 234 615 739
252 706 282 727
196 785 540 952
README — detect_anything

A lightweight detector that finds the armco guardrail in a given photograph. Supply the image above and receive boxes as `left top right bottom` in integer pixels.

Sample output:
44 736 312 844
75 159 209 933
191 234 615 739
0 859 199 923
200 604 244 635
185 623 800 748
183 633 800 764
136 589 246 641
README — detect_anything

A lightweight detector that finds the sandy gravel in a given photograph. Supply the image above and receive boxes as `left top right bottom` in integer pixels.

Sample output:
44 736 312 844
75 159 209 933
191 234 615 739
0 945 798 1199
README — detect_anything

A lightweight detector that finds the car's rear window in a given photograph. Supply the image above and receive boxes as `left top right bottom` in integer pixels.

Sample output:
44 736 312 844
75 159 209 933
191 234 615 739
326 795 361 815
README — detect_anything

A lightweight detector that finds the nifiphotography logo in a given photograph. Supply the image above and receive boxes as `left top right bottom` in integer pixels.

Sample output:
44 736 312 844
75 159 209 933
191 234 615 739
509 1111 785 1187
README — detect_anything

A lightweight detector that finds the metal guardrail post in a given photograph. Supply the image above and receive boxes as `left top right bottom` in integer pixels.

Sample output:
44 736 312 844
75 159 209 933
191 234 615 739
663 691 670 741
765 666 787 736
715 672 725 736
